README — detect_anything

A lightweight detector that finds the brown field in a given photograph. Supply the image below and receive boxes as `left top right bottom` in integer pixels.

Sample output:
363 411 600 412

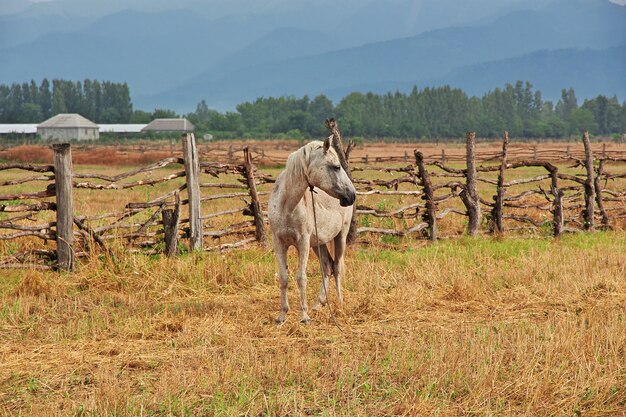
0 140 625 416
2 139 626 167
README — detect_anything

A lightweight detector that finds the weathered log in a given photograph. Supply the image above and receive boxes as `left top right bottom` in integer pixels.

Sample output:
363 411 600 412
414 150 437 241
357 227 404 236
0 185 56 201
490 131 508 234
548 166 563 237
356 202 424 218
352 176 416 189
53 143 74 271
243 147 268 247
73 217 110 253
73 157 183 182
202 207 246 220
0 231 54 240
0 222 54 231
356 190 423 197
594 159 611 230
182 133 202 250
0 162 54 173
581 131 595 230
0 201 56 213
125 185 186 209
461 132 481 236
74 171 185 190
0 174 54 187
162 192 181 258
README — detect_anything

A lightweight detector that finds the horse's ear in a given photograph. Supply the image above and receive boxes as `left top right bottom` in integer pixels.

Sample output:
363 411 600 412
323 136 331 154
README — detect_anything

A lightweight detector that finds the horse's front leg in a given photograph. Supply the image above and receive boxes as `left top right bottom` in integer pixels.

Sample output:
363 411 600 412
296 239 312 324
273 242 290 325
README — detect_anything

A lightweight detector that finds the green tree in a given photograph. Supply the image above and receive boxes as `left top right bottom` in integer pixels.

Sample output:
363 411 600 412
555 88 578 122
39 79 52 119
17 103 42 123
130 109 152 123
568 108 598 135
582 95 622 135
51 80 67 115
151 108 178 119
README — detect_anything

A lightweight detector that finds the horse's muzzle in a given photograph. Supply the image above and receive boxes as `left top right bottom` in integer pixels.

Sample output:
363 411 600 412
339 190 356 207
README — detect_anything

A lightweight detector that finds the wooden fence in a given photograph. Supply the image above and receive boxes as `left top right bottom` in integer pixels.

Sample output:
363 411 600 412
1 132 625 271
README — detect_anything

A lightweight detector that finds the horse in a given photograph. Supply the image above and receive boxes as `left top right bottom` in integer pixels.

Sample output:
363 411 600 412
268 137 356 324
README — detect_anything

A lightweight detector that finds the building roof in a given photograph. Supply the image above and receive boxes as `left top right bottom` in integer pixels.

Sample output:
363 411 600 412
0 124 37 134
38 113 98 129
98 124 147 133
142 118 194 132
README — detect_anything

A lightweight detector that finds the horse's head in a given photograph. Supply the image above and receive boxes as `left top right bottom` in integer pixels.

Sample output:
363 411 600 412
302 137 356 207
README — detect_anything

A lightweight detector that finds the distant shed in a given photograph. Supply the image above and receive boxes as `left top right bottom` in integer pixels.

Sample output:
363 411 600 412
141 118 194 133
37 113 99 141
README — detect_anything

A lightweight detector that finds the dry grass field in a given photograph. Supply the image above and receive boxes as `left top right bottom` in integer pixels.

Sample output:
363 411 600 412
0 140 625 416
1 235 624 416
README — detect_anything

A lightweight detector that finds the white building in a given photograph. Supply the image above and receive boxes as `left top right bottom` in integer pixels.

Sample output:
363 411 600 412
37 113 99 141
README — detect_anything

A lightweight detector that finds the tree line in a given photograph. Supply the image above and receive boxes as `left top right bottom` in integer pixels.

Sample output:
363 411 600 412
0 79 133 124
1 78 625 139
187 82 625 139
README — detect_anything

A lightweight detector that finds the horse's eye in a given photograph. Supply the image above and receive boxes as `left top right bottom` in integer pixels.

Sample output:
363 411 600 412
330 164 341 171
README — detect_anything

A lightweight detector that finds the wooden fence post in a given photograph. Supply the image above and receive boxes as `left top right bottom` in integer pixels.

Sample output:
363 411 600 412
53 143 74 271
490 131 508 234
243 147 268 247
414 150 436 241
440 149 446 164
162 192 181 257
548 165 563 237
182 133 203 250
594 159 610 229
582 131 595 231
460 131 481 236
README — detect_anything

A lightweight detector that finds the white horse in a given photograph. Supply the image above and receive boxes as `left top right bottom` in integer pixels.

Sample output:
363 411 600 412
268 137 356 324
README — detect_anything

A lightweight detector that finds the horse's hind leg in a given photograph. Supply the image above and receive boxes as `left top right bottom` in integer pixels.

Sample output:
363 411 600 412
273 243 289 324
312 244 333 311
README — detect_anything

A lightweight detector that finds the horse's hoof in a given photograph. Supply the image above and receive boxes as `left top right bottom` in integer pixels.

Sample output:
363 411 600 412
312 301 325 311
300 313 311 324
275 316 287 326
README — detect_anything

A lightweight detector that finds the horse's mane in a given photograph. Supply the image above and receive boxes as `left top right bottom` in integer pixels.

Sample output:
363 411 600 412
284 140 324 185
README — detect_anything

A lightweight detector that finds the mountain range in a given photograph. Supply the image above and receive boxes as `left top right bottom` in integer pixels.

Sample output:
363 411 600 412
1 0 625 112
